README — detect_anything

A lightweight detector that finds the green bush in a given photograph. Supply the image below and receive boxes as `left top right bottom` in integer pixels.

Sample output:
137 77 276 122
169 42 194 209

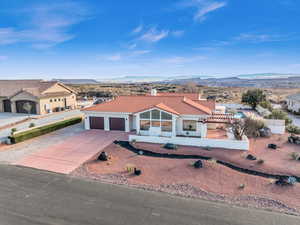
11 128 17 135
10 117 82 144
265 109 292 125
29 123 35 128
259 100 273 111
287 125 300 134
290 152 300 161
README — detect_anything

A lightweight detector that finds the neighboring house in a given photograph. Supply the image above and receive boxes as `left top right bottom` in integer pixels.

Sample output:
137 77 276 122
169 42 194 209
0 80 77 115
82 90 250 150
286 93 300 113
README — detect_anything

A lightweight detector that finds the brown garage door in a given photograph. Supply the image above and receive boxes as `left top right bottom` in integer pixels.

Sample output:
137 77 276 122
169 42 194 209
89 117 104 129
109 118 125 131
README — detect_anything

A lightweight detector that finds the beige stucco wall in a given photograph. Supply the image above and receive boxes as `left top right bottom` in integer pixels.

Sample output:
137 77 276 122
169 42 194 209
39 94 77 114
0 97 6 112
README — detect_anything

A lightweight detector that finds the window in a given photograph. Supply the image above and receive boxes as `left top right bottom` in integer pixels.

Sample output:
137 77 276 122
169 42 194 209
161 121 172 132
58 98 61 101
140 120 150 130
140 111 150 119
151 109 160 120
161 111 172 120
183 120 197 131
54 99 57 102
50 99 53 103
151 121 160 127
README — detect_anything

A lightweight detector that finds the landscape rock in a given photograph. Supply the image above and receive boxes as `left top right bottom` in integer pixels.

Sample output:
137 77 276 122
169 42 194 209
194 160 203 169
98 151 108 161
268 144 277 150
259 128 272 137
246 154 257 160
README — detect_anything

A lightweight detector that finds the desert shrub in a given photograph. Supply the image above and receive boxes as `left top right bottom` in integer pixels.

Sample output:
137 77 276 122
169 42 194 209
125 164 136 173
164 143 178 150
257 159 265 164
11 128 17 135
29 123 35 128
286 125 300 135
238 184 246 189
290 152 300 161
9 117 82 144
130 139 136 145
208 158 217 164
259 100 273 111
244 117 266 138
265 109 292 125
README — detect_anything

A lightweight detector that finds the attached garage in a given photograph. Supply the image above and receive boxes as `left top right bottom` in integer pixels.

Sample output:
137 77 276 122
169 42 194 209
16 100 37 114
89 117 104 130
109 118 125 131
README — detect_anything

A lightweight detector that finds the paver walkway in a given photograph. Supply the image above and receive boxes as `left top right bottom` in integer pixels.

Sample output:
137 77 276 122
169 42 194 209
15 130 128 174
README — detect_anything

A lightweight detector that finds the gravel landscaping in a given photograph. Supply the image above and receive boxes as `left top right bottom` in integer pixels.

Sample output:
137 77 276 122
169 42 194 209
72 142 300 216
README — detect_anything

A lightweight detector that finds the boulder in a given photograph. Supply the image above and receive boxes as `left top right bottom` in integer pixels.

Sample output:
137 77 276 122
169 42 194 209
164 143 178 150
98 151 108 161
275 176 297 186
194 160 203 169
134 168 142 176
268 144 277 150
259 128 272 137
246 154 257 160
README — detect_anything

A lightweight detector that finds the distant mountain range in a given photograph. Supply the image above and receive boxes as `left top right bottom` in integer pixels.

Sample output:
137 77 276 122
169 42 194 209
54 73 300 88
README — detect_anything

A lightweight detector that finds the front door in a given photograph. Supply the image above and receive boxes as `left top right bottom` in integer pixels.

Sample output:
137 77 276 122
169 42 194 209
3 100 12 112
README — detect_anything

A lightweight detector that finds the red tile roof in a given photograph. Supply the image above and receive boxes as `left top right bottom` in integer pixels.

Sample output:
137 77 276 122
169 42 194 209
84 95 213 115
148 92 200 100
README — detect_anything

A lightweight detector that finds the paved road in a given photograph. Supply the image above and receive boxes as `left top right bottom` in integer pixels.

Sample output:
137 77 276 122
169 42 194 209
0 165 298 225
0 110 83 142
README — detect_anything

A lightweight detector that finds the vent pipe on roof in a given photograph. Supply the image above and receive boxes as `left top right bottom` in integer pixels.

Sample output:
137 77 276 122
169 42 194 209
151 89 157 96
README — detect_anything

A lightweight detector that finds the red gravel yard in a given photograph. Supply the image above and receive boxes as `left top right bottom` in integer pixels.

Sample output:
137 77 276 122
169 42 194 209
73 135 300 215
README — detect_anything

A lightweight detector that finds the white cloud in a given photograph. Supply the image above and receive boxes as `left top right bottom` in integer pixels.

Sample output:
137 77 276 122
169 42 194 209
172 30 185 37
234 33 288 43
179 0 226 22
132 24 143 34
139 27 169 43
0 1 90 48
132 50 151 56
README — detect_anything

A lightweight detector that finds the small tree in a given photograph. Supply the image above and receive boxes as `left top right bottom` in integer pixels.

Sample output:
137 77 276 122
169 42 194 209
242 89 266 109
244 117 265 138
230 120 246 140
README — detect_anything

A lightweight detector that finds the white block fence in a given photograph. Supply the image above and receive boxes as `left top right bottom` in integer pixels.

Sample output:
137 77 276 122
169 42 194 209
129 135 249 151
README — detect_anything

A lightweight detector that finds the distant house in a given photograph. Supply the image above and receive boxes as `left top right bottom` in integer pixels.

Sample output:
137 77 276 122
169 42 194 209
286 93 300 114
0 80 77 115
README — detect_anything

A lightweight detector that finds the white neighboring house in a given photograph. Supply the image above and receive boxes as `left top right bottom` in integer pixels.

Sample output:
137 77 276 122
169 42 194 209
287 93 300 114
82 91 249 150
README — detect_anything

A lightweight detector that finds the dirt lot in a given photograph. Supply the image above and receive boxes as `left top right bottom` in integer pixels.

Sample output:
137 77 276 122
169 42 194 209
73 134 300 215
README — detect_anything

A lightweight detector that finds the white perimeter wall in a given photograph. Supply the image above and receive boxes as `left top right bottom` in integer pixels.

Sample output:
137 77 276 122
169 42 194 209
265 119 285 134
129 135 249 151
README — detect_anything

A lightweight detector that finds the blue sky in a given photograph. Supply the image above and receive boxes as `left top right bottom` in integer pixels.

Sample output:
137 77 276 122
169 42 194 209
0 0 300 79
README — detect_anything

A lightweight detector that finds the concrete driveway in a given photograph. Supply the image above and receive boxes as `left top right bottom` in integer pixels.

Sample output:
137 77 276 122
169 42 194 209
0 110 83 142
15 130 128 174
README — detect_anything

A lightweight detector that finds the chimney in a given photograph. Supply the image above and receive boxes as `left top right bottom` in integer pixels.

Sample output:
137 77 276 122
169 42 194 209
151 89 157 96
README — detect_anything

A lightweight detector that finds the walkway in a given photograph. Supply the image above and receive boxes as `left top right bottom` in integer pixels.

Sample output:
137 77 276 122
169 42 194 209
15 130 128 174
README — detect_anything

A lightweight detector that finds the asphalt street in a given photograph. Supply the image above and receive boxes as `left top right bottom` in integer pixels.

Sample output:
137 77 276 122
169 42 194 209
0 165 299 225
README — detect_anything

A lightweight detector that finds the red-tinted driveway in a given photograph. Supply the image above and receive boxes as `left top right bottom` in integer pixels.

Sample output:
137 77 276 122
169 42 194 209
15 130 128 174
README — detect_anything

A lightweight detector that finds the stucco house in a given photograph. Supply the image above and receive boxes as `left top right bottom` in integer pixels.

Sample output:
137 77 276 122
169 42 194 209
82 91 249 150
83 91 214 136
286 93 300 114
0 80 77 115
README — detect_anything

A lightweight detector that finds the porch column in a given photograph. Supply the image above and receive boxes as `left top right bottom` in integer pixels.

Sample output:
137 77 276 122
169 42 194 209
11 101 16 113
104 116 109 131
172 116 177 137
136 114 140 134
125 115 130 132
84 115 90 130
